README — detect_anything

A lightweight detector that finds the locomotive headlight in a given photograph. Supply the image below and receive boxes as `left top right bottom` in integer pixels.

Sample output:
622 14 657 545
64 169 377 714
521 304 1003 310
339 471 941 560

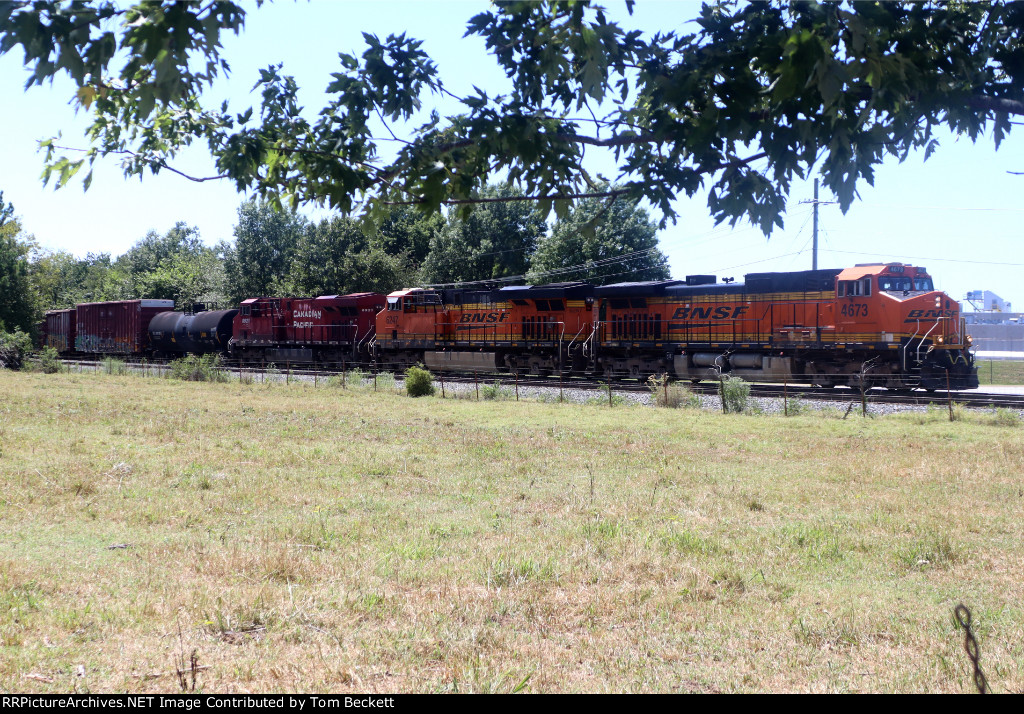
966 335 973 345
936 335 944 345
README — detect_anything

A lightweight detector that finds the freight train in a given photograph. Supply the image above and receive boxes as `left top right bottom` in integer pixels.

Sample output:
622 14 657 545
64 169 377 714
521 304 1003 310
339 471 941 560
39 263 979 390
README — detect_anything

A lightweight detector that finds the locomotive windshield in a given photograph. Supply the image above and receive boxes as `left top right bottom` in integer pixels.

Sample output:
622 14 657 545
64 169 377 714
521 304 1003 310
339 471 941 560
914 277 933 291
879 276 913 292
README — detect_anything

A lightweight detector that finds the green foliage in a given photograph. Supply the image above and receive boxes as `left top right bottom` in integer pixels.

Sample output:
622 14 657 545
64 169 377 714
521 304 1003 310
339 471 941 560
169 354 228 383
647 374 699 409
225 199 306 304
374 371 396 392
481 381 513 401
101 357 130 376
33 346 63 374
8 4 1022 232
720 375 751 414
0 219 37 333
404 365 435 397
115 222 226 307
991 408 1021 428
528 188 669 285
420 184 546 284
288 214 416 297
0 329 33 369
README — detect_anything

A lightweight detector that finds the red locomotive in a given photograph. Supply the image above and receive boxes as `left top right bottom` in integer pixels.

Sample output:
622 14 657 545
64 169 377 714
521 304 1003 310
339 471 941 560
230 293 385 367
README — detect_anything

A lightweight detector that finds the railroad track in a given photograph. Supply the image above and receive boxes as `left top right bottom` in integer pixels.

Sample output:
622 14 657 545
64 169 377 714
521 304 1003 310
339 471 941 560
59 357 1024 409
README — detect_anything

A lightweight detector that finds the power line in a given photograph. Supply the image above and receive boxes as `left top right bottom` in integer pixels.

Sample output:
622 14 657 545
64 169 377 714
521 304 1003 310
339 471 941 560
821 249 1024 267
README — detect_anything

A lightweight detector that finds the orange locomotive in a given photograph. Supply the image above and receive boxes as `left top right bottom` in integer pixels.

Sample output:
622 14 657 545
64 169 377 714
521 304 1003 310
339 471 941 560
374 283 595 375
375 263 978 390
596 263 975 389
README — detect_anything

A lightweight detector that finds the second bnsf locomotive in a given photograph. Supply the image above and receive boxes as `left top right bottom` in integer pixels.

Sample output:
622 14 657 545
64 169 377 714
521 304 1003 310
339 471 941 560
375 263 977 390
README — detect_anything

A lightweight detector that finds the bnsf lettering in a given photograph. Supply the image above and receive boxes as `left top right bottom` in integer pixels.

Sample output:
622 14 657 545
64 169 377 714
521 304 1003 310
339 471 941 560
459 312 511 323
670 306 749 320
905 309 956 322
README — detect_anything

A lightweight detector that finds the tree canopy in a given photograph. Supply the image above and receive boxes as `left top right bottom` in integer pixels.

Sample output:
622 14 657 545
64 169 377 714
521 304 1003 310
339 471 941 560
2 1 1022 233
528 190 669 285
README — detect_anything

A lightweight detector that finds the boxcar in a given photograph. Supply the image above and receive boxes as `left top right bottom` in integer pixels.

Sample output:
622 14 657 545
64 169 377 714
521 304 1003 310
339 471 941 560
75 299 174 355
43 308 77 353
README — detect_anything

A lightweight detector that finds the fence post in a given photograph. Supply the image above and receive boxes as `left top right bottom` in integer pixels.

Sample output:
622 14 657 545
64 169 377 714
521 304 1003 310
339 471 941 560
946 369 954 422
560 372 564 403
783 379 788 417
440 372 446 399
515 371 519 401
719 374 727 414
475 371 479 400
608 378 613 407
286 361 290 385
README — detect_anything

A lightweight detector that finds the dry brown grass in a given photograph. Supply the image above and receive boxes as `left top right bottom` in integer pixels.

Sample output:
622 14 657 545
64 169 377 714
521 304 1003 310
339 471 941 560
0 370 1022 693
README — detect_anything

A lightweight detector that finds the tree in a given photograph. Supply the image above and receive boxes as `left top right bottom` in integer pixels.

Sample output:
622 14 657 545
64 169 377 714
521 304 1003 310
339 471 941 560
224 199 306 303
0 218 37 332
3 2 1023 233
419 183 547 285
528 190 669 286
0 191 14 228
114 221 225 305
287 215 415 296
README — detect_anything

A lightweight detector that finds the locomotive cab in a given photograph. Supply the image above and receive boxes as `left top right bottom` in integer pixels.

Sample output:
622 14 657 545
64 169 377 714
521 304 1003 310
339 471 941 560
834 264 977 390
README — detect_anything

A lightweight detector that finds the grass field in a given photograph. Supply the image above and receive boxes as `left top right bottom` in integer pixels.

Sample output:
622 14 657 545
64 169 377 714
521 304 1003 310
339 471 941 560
1 370 1022 693
976 359 1024 386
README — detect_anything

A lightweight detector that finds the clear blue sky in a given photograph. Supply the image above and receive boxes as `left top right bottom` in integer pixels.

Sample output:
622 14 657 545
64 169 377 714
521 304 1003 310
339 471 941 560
1 0 1022 309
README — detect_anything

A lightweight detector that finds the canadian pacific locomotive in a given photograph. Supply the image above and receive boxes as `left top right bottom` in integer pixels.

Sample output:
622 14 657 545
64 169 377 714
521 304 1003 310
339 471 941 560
40 262 978 390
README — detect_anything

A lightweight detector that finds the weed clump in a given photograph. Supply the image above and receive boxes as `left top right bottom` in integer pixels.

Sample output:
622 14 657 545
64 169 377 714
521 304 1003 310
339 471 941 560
481 381 513 401
991 408 1021 427
720 375 751 413
169 354 228 382
102 357 130 375
405 365 435 397
647 373 699 408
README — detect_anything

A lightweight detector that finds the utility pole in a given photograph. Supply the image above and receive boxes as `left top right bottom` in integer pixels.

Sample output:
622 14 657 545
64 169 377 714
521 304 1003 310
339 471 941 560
812 178 819 271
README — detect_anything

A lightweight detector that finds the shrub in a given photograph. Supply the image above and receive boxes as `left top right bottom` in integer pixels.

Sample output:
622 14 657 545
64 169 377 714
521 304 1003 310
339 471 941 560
405 365 435 397
36 346 63 374
720 374 750 414
647 373 699 408
784 396 805 416
0 330 33 370
169 353 228 382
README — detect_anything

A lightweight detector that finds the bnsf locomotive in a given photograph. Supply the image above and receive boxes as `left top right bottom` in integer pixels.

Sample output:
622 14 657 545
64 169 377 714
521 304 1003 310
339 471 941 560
40 262 978 390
